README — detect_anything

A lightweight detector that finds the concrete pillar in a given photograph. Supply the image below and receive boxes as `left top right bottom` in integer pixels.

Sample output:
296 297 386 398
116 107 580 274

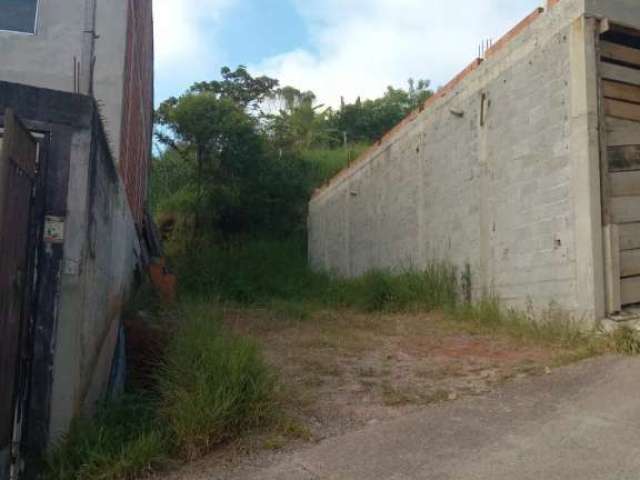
568 16 606 324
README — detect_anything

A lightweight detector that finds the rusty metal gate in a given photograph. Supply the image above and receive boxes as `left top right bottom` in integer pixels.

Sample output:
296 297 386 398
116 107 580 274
0 110 38 479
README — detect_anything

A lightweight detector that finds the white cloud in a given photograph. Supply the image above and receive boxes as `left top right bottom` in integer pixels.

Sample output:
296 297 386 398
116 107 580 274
252 0 542 107
154 0 235 99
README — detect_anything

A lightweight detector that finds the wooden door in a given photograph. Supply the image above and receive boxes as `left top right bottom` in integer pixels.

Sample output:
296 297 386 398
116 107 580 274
0 109 38 475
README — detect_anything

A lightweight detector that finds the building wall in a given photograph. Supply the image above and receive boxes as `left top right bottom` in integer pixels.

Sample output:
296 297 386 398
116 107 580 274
309 0 606 322
93 0 129 162
119 0 154 226
585 0 640 26
0 81 143 464
0 0 140 170
0 0 86 92
49 107 140 441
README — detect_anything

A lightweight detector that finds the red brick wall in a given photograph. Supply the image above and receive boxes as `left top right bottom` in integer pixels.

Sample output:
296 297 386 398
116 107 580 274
119 0 153 227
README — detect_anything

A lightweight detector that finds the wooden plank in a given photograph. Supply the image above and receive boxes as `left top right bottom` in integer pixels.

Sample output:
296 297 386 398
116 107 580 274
599 40 613 226
605 98 640 122
604 225 622 313
608 144 640 171
601 41 640 67
621 276 640 305
606 117 640 146
606 22 640 41
610 196 640 224
603 80 640 104
601 62 640 87
609 171 640 196
619 223 640 251
621 249 640 277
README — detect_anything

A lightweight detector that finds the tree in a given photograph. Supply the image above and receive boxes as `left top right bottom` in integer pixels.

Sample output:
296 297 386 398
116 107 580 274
154 71 317 238
329 79 433 144
267 87 334 151
155 92 263 233
189 66 279 113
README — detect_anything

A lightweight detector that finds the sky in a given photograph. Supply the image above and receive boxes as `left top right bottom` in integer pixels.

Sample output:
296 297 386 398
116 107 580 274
154 0 543 108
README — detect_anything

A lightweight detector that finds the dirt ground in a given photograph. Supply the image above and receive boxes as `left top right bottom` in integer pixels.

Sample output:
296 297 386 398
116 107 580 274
154 307 570 479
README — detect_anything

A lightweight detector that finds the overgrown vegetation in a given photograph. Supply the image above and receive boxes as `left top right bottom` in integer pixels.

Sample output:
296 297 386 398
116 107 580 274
45 304 275 480
157 303 275 460
612 326 640 355
168 237 458 313
153 66 432 238
46 395 167 480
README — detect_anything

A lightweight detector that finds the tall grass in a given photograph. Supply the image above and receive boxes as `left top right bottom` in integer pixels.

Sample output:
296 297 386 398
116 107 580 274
45 395 168 480
172 237 331 303
170 238 458 313
327 266 458 312
157 303 275 460
45 302 275 480
449 298 602 354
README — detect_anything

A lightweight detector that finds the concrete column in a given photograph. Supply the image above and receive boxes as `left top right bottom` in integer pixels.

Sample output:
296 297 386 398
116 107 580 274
568 16 606 324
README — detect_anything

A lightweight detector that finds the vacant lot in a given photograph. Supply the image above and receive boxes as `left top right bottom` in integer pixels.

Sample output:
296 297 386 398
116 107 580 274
156 306 587 479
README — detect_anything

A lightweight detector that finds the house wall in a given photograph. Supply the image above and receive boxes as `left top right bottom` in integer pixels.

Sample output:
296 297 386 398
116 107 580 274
0 0 86 92
309 0 606 322
0 82 142 453
49 108 140 441
93 0 129 162
0 0 133 166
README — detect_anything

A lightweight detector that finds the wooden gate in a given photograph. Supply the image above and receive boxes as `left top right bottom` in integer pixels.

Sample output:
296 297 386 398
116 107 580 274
0 110 38 477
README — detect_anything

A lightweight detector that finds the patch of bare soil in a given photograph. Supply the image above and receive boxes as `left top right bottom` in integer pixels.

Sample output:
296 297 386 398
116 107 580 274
154 308 562 480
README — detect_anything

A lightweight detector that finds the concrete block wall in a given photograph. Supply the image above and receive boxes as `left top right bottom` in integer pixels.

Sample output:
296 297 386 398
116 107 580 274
309 0 602 319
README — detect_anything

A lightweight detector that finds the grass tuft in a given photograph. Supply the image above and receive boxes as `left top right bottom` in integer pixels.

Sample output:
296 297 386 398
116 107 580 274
45 395 168 480
157 302 276 460
612 326 640 355
330 265 458 312
447 298 606 359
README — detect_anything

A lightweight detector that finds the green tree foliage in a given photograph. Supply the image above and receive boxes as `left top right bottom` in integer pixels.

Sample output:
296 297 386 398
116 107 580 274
190 65 279 112
153 66 432 240
267 87 334 151
156 93 263 233
330 79 432 144
155 67 315 237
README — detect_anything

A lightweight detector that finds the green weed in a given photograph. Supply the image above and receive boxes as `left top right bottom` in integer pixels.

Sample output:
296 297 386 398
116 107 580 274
157 302 276 460
45 395 169 480
612 326 640 355
169 238 458 315
45 301 277 478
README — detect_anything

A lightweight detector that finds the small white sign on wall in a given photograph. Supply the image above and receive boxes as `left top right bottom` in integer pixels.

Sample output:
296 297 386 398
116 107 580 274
44 215 65 243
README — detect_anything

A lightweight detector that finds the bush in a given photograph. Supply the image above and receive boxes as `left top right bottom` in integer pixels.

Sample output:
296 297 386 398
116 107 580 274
157 303 276 460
